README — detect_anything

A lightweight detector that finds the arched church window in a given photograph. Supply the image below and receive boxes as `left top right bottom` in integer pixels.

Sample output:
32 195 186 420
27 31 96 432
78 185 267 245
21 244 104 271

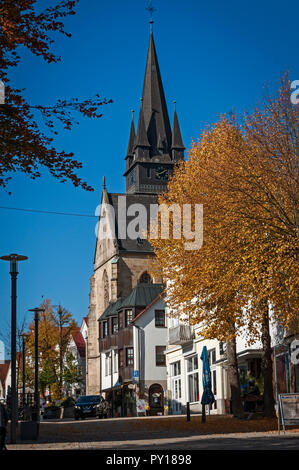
139 271 152 284
103 270 109 309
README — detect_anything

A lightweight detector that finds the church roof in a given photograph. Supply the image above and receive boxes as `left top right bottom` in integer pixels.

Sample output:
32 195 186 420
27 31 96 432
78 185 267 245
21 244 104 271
107 192 157 253
172 108 185 149
99 297 125 321
126 27 184 162
98 283 164 321
120 282 164 309
126 115 136 157
135 105 150 148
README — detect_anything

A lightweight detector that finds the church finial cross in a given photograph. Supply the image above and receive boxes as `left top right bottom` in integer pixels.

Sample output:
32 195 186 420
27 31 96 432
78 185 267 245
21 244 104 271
146 0 156 26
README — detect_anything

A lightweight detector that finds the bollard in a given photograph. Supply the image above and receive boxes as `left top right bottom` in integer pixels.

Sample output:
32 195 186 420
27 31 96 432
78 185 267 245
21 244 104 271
202 403 206 423
186 401 191 421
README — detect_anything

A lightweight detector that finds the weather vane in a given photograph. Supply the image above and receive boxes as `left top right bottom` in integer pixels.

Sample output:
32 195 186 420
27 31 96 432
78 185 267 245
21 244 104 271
146 0 156 23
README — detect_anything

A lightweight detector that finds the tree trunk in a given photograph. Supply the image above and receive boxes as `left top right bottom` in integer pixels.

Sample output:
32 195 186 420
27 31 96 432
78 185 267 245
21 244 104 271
261 303 276 417
226 338 244 418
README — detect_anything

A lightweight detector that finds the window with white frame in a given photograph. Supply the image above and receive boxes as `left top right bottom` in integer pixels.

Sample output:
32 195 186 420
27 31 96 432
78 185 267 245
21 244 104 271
125 309 133 327
171 361 181 377
105 353 111 376
113 350 118 373
171 361 182 401
186 355 199 403
208 348 217 407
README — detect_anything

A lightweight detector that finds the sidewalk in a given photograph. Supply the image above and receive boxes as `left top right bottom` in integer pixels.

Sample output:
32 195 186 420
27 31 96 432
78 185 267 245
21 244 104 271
6 414 299 450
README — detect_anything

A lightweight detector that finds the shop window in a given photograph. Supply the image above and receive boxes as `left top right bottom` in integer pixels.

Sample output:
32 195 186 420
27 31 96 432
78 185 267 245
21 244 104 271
187 355 198 372
188 372 199 403
186 354 199 403
208 348 216 365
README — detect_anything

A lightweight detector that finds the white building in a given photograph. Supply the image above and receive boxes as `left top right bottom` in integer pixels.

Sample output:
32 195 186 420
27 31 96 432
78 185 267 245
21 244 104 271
166 316 263 415
64 319 87 398
98 284 167 416
132 292 167 415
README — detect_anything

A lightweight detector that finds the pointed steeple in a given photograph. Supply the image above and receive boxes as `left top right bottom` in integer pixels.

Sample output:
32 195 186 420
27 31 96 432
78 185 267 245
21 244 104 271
141 27 172 153
157 133 164 151
126 111 136 157
135 102 150 148
172 105 184 150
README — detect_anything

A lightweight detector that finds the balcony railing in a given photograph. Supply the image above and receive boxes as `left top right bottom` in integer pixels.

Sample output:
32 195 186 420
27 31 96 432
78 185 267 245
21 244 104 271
168 324 195 346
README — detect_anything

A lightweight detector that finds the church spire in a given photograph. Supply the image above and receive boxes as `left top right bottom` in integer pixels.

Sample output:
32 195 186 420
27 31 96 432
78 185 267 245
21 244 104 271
140 26 172 154
172 103 185 160
126 111 136 157
125 111 136 169
135 100 150 148
172 104 184 149
124 17 184 194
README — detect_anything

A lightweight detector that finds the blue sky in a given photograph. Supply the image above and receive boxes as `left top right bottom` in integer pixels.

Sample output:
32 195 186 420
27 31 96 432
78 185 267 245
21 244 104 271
0 0 298 354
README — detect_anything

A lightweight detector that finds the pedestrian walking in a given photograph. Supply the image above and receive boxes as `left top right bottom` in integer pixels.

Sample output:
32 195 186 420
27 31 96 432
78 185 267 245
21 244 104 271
0 401 8 450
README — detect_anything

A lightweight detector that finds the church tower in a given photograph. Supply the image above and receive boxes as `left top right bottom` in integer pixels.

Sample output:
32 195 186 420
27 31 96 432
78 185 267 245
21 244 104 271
124 24 184 194
86 22 184 395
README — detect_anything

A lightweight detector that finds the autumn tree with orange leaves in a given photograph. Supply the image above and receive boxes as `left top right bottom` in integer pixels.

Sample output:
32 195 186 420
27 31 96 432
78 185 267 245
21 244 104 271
24 299 77 400
0 0 112 192
150 75 298 418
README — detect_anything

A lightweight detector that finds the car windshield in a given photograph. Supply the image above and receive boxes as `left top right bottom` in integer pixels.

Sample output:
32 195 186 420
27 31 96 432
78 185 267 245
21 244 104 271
76 395 101 404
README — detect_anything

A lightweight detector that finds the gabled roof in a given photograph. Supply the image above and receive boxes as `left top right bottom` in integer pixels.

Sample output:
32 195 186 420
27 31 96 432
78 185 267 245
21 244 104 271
132 290 165 323
71 329 86 358
0 361 10 388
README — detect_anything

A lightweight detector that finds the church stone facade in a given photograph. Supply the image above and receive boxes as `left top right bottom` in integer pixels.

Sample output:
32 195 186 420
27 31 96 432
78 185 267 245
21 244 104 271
86 24 184 395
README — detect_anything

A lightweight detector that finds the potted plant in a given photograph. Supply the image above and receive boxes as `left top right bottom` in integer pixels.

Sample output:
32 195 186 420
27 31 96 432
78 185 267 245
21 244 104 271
60 396 75 419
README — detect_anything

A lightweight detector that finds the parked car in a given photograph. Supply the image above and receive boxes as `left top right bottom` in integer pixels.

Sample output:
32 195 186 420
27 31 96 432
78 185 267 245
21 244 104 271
74 395 105 420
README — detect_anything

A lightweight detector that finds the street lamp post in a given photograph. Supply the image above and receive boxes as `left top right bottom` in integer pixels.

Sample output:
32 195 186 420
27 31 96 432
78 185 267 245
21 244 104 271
28 308 44 424
0 253 28 444
19 333 27 412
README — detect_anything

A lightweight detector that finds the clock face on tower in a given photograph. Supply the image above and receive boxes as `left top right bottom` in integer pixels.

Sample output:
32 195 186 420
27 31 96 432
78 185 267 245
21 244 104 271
155 166 168 181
